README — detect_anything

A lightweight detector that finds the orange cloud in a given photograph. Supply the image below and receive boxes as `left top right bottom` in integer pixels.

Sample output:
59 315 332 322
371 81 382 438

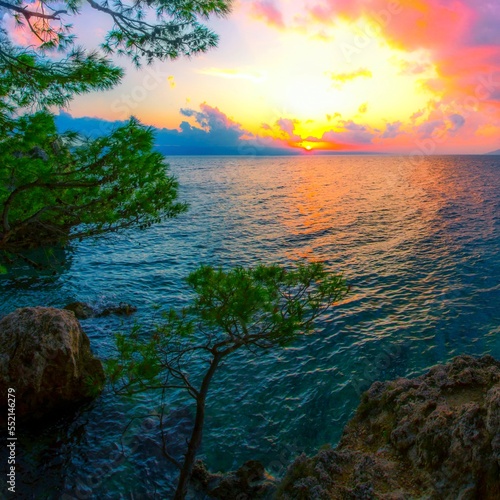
328 68 372 88
358 103 368 114
302 0 500 145
305 0 471 50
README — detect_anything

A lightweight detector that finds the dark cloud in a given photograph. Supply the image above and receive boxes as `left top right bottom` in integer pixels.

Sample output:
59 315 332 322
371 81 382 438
463 0 500 46
381 121 403 139
322 120 375 145
177 103 246 147
448 114 466 133
56 108 293 156
342 120 367 132
417 119 445 139
56 110 128 137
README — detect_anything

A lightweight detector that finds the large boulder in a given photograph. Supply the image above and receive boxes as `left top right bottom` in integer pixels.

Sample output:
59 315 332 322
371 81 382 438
0 307 105 425
278 355 500 499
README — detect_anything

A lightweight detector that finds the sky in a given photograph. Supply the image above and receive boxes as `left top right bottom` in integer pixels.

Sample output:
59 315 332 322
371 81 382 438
6 0 500 154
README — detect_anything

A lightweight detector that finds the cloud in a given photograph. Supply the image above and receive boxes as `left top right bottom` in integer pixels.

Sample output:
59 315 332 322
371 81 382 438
326 112 341 121
57 107 297 155
448 114 466 133
53 99 483 154
179 103 246 146
487 88 500 102
411 109 426 122
381 121 403 139
305 1 500 110
358 103 368 114
257 117 305 145
276 118 302 141
246 0 500 126
303 0 472 52
322 120 376 146
328 68 372 87
55 111 128 137
397 60 432 76
462 0 500 46
260 116 381 149
159 105 298 153
250 0 285 28
417 119 445 139
342 120 367 131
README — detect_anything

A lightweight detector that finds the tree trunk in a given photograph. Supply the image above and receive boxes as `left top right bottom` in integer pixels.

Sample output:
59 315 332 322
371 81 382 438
174 354 221 499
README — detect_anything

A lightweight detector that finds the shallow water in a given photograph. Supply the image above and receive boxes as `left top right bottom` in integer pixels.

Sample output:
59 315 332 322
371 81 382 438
1 155 500 498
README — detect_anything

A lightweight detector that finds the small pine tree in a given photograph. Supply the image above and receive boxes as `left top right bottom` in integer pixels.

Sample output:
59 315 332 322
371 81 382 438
108 262 348 499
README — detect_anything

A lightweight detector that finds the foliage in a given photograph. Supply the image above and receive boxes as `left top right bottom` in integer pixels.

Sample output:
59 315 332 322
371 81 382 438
0 38 123 113
108 262 349 499
0 112 187 254
0 0 232 66
0 0 233 269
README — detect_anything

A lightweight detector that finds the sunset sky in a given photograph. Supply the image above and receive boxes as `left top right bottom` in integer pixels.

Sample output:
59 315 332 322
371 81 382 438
9 0 500 154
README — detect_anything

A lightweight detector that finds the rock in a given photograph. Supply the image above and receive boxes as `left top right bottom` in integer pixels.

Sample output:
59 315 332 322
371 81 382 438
278 355 500 499
98 302 137 317
0 307 105 425
64 301 137 319
64 302 95 319
192 459 275 499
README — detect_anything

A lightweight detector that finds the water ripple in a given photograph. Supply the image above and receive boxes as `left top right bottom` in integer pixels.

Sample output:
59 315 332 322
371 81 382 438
1 155 500 497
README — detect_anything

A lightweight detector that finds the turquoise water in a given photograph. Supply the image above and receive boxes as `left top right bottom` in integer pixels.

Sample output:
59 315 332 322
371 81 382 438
1 155 500 498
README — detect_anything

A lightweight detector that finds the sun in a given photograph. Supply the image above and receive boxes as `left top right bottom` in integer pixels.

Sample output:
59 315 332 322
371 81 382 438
304 145 313 151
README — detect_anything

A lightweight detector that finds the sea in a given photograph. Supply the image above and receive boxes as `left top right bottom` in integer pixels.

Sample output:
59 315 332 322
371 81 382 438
1 155 500 498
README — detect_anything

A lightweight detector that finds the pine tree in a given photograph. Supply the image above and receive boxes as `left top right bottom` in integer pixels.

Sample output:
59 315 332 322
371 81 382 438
0 0 233 270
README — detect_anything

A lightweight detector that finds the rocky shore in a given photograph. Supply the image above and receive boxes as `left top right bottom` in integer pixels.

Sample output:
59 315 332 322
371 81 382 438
277 355 500 499
1 306 499 498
